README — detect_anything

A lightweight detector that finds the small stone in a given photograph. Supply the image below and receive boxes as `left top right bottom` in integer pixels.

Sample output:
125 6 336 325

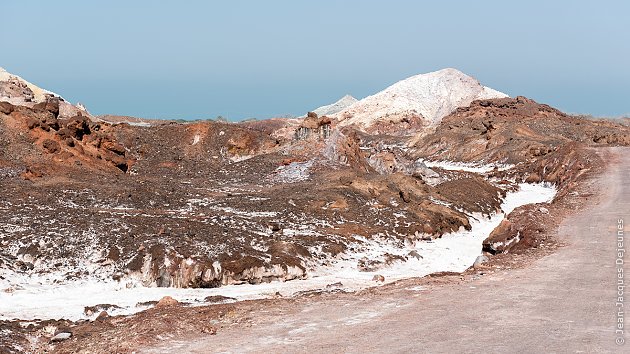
156 296 179 307
268 222 281 232
372 274 385 282
50 332 72 342
408 250 423 260
22 254 34 263
325 282 343 289
95 311 109 321
473 255 489 267
204 295 236 303
202 326 217 335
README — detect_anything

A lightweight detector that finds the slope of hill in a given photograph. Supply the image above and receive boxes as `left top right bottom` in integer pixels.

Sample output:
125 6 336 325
334 68 508 133
0 67 61 104
0 67 88 118
311 94 358 117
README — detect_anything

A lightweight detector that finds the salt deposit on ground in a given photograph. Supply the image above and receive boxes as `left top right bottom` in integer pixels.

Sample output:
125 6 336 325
420 159 515 173
0 183 555 321
271 161 313 183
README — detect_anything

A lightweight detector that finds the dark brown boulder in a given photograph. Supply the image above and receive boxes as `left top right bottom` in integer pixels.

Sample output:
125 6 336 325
0 101 14 115
101 138 126 155
33 98 60 118
102 153 129 172
483 219 516 254
42 139 61 154
56 127 72 139
26 117 40 130
64 115 91 140
43 115 59 131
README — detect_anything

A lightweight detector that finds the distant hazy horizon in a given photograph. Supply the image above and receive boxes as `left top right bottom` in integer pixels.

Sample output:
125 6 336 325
1 0 628 120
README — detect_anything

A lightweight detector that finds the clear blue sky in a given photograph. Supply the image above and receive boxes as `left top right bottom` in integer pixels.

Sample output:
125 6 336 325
1 0 628 120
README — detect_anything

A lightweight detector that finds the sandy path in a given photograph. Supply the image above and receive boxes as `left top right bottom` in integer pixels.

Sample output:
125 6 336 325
144 147 629 354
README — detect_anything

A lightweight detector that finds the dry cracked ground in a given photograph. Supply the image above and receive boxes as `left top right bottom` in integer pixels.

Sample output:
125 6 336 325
1 97 629 352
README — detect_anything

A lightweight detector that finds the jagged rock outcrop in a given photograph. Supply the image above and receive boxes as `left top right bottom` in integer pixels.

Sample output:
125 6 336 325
295 112 332 140
0 101 132 173
483 202 556 255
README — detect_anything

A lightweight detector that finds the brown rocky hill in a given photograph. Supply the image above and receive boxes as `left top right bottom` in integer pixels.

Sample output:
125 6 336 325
0 100 132 176
1 95 629 292
410 96 630 254
413 96 630 163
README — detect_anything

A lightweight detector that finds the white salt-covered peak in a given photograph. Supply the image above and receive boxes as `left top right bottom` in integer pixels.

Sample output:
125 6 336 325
0 66 61 103
339 94 357 101
334 68 508 129
309 94 358 117
417 67 466 77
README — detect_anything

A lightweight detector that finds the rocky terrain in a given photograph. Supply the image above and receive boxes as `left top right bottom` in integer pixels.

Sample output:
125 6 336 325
1 68 629 352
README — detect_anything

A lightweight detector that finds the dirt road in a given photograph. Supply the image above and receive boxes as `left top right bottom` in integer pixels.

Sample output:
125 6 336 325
144 148 629 353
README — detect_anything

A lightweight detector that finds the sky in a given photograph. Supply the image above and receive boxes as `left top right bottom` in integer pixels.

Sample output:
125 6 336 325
1 0 628 120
